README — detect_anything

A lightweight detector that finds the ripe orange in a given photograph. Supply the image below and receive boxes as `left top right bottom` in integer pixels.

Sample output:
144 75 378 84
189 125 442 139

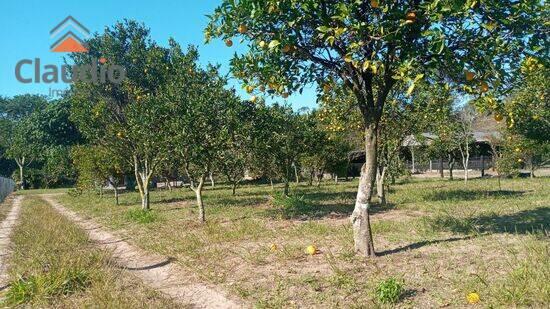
238 24 248 34
305 245 317 255
323 83 331 93
465 71 475 81
282 45 292 53
494 114 503 122
406 11 416 22
225 39 233 47
245 85 254 93
480 81 489 92
250 95 257 103
370 0 379 8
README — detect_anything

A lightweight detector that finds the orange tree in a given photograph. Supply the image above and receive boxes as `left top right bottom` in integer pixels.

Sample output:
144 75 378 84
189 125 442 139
501 57 550 176
70 21 183 210
206 0 545 256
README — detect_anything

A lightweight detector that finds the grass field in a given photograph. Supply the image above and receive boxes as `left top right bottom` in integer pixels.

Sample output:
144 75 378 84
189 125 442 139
41 176 548 307
0 196 179 308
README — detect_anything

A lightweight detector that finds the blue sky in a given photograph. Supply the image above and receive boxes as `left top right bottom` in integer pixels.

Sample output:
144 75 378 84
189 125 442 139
0 0 318 110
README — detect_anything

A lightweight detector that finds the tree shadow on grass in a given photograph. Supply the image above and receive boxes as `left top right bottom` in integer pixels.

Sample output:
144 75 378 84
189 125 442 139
430 207 550 235
262 193 394 220
423 189 526 202
377 236 474 256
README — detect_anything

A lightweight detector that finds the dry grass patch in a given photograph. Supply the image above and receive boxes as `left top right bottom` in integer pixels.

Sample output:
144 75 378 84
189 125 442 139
55 177 549 307
0 196 180 308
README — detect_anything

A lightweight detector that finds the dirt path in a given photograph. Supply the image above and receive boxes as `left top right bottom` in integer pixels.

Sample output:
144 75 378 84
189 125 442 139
0 196 22 289
41 195 246 309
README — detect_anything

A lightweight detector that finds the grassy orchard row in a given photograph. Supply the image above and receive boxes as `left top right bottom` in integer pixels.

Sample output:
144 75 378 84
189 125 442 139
0 196 177 307
205 0 547 257
2 0 547 259
68 24 353 224
54 177 550 307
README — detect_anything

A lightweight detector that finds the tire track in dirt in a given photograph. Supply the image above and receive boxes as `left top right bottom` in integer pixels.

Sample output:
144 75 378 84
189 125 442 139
0 196 23 290
41 194 246 309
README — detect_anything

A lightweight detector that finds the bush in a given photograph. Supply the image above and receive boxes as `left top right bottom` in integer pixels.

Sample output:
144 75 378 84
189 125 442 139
5 270 91 306
125 208 157 224
271 194 314 219
376 277 404 304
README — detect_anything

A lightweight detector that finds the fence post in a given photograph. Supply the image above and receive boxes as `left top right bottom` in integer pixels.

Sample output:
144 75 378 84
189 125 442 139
481 155 485 177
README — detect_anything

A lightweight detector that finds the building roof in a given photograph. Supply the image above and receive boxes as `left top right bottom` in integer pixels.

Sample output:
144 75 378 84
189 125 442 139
402 131 502 147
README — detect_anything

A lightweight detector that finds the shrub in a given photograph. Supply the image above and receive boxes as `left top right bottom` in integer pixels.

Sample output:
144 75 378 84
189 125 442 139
125 208 157 224
5 270 91 306
376 277 404 304
270 194 314 219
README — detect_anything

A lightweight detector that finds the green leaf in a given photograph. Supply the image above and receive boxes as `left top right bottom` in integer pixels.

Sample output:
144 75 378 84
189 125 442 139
316 26 330 33
268 40 280 49
362 60 370 72
406 83 416 96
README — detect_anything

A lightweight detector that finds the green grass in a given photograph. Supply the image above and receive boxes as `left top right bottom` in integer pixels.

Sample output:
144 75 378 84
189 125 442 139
51 177 549 307
125 208 159 223
0 196 179 308
375 277 404 304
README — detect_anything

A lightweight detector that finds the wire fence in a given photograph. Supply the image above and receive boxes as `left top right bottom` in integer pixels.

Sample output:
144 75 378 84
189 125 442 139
0 177 16 203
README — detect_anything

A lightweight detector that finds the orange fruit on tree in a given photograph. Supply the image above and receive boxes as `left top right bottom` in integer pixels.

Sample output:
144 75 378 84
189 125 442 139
323 83 331 93
225 39 233 47
282 45 292 53
480 81 489 92
465 71 475 81
370 0 379 8
245 85 254 93
238 24 248 34
406 11 416 22
281 92 289 98
494 114 503 122
250 95 257 103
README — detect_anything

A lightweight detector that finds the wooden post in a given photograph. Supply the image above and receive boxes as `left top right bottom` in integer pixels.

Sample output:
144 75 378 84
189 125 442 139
481 155 485 177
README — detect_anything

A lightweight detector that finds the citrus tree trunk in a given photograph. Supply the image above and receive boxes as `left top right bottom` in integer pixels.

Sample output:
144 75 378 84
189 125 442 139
294 163 300 184
134 156 152 211
209 172 215 187
232 181 237 195
15 158 25 190
351 124 378 257
448 153 455 180
193 175 206 223
376 165 387 205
